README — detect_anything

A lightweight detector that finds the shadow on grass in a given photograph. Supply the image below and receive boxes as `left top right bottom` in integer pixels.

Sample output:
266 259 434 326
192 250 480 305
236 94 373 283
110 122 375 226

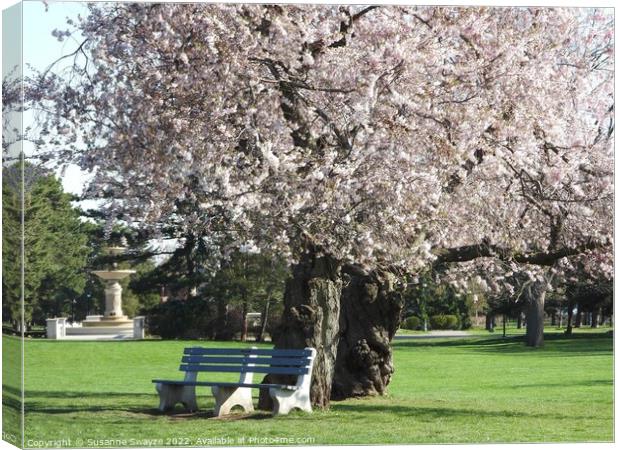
20 389 612 426
165 410 274 421
21 387 275 421
25 400 275 422
393 333 612 355
2 394 21 412
510 379 612 389
330 402 608 421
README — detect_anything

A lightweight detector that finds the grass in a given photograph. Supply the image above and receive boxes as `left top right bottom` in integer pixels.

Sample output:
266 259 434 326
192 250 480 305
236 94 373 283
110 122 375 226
2 333 22 447
2 331 613 447
397 322 614 336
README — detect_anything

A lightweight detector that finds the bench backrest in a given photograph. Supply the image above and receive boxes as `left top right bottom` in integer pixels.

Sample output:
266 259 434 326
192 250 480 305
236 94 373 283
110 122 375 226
179 347 316 387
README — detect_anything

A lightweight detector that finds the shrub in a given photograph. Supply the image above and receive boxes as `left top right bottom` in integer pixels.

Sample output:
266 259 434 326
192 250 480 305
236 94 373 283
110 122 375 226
460 315 472 329
401 316 421 330
429 314 459 330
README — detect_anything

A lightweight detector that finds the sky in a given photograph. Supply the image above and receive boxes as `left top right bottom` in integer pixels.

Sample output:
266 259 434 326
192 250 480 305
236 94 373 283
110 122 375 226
22 0 90 197
3 1 178 259
0 0 91 197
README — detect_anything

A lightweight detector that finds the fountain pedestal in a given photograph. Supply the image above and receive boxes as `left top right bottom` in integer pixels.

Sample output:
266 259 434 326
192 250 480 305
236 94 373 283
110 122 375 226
104 279 126 319
82 269 135 327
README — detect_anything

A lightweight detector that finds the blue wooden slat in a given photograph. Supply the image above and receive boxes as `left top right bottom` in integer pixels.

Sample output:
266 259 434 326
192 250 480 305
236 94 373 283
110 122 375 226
180 356 312 366
152 380 298 390
179 364 309 375
184 347 312 357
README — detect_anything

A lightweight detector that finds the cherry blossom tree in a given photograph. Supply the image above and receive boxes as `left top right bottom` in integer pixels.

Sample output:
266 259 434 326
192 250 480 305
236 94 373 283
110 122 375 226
30 4 613 406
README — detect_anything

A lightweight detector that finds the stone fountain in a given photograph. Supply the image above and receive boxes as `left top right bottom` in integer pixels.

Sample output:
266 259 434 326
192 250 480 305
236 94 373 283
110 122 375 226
46 244 145 340
84 246 136 327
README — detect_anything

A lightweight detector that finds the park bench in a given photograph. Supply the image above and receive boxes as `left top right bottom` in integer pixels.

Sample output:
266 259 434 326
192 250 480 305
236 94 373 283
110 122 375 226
152 346 316 416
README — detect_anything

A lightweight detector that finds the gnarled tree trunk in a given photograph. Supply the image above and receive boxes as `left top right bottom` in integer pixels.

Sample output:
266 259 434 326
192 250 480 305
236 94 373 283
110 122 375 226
258 247 342 410
525 280 547 347
331 266 403 400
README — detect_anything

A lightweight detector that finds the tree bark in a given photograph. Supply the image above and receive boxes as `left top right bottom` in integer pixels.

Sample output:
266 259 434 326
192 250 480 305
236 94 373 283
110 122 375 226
591 308 600 328
485 314 495 332
525 281 546 347
184 233 197 299
258 247 342 410
433 238 609 267
256 297 270 343
565 302 573 335
331 267 403 400
240 298 248 342
575 305 582 328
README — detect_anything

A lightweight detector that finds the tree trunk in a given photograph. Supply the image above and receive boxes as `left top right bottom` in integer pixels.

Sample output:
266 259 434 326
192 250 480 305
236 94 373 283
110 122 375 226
256 297 270 343
516 313 522 329
485 314 495 332
240 298 248 342
525 281 546 347
214 302 229 340
550 312 556 326
565 302 573 335
258 247 342 410
184 234 197 299
331 266 403 400
591 308 599 328
575 306 582 328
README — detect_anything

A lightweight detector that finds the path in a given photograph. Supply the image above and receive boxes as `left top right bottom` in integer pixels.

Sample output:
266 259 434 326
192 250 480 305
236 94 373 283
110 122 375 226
394 330 476 340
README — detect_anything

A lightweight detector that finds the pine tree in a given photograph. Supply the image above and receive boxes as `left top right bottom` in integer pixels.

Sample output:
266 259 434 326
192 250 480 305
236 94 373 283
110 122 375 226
2 163 90 329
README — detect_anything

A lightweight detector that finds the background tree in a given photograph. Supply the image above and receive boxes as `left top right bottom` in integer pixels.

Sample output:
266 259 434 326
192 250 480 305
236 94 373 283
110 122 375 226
145 250 288 340
200 250 289 341
562 251 613 334
403 271 476 330
2 164 89 330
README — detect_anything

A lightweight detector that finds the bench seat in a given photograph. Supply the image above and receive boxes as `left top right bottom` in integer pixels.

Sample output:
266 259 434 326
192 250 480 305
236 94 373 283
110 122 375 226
153 346 316 416
151 380 298 390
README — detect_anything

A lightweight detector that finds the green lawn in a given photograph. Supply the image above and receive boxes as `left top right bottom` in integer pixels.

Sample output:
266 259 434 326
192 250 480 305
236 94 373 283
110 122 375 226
2 334 22 447
398 322 614 336
2 332 613 447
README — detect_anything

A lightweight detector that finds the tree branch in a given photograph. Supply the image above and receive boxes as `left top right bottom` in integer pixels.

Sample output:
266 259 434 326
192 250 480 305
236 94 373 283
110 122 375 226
432 238 610 267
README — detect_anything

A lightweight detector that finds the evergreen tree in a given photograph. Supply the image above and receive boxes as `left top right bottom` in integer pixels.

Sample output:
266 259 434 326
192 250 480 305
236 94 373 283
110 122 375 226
2 163 90 329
